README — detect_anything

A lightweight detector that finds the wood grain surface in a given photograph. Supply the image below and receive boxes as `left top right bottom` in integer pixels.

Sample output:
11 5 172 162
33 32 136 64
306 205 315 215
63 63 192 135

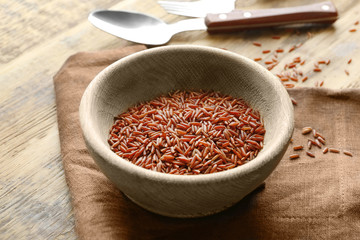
0 0 359 239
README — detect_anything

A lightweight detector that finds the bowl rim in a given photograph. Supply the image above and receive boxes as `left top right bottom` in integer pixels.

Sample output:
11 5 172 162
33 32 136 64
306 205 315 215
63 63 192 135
79 44 294 184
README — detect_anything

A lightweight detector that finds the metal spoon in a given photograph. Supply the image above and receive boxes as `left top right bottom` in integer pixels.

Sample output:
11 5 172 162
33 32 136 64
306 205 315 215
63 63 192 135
88 10 206 45
89 2 338 45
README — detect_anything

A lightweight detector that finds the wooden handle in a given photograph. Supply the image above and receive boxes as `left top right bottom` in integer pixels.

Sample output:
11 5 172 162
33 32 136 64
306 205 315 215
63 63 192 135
205 1 338 33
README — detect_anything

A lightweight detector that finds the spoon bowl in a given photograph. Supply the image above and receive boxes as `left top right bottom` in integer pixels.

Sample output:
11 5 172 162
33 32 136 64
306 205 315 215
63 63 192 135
88 10 206 45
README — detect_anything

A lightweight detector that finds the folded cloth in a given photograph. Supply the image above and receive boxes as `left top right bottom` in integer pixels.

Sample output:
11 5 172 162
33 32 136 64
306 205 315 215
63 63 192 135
54 46 360 240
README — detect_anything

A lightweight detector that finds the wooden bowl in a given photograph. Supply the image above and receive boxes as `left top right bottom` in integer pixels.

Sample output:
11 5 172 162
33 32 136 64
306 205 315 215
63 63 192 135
79 45 294 218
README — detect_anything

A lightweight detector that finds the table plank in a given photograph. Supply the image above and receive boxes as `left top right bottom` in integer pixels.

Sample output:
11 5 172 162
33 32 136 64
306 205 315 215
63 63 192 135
0 1 124 239
0 0 359 239
0 0 123 65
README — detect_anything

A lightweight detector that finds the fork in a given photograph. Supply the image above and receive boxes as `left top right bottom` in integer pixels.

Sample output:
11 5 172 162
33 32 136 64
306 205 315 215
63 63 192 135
158 0 236 17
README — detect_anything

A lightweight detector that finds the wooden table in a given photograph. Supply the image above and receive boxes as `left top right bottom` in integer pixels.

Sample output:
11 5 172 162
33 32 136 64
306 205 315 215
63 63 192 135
1 0 359 238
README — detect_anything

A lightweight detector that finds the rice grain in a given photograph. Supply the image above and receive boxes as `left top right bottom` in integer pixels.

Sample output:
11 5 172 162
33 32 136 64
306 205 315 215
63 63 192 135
108 90 265 175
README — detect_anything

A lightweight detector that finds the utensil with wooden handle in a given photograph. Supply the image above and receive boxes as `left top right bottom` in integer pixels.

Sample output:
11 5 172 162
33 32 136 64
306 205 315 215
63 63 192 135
158 0 236 17
88 2 338 45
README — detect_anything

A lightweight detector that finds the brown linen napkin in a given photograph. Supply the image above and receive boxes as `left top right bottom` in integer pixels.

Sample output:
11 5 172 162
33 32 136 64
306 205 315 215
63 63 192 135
54 46 360 240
